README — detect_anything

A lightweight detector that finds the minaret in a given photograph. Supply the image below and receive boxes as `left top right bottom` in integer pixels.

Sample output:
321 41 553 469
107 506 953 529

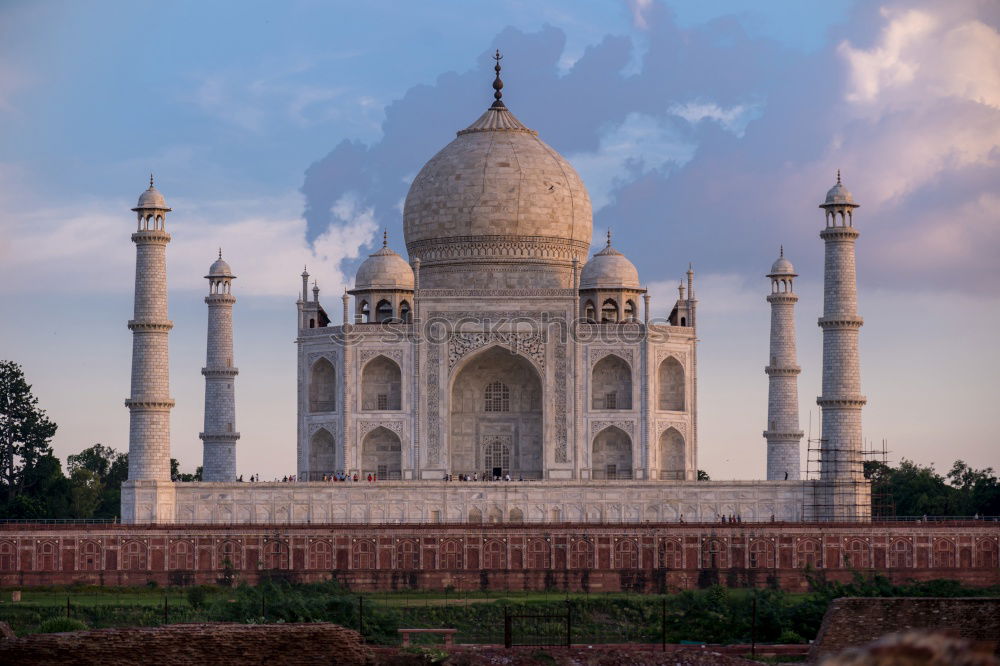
764 247 803 480
200 250 239 482
817 172 869 520
122 176 175 523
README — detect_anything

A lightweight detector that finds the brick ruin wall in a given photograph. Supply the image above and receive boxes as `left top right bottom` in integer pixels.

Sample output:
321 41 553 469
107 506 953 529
0 622 371 665
807 597 1000 662
1 521 997 592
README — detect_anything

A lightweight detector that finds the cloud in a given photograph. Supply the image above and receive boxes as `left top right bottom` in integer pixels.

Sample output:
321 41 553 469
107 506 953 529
0 183 377 304
568 113 695 211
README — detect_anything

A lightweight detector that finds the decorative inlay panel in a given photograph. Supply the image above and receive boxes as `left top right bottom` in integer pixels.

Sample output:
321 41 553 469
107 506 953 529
357 420 405 438
589 348 634 368
590 420 635 436
448 332 545 370
358 348 403 366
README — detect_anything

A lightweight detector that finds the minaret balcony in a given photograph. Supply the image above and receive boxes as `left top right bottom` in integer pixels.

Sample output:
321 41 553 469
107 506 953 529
128 320 174 332
201 367 239 377
764 365 801 376
816 395 868 408
199 432 240 441
130 230 171 243
819 226 860 241
763 430 804 440
817 316 863 329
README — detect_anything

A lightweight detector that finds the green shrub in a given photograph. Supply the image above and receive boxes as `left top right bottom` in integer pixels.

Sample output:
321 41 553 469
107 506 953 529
38 617 88 633
186 585 211 609
777 629 805 644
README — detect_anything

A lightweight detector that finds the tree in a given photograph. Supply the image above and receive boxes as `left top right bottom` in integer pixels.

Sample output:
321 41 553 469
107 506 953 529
68 444 128 519
947 460 1000 516
69 467 103 518
0 361 58 504
171 458 202 482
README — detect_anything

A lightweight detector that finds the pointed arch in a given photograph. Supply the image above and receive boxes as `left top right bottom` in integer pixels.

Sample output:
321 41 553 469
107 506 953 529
399 300 411 323
361 355 401 411
658 427 685 480
309 428 337 476
483 540 506 569
748 539 775 568
601 298 619 323
309 357 336 412
592 425 632 479
361 426 402 479
450 345 542 479
591 354 632 410
624 300 637 321
796 539 822 568
396 539 419 569
584 300 596 322
359 300 370 323
657 356 685 411
468 507 483 523
375 299 393 323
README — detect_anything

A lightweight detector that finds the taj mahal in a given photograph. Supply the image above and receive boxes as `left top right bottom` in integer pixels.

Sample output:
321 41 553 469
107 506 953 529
121 54 869 525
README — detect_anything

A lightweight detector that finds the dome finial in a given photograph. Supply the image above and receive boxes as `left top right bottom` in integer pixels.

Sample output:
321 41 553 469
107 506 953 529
218 247 223 260
491 49 505 109
149 173 154 188
606 229 612 248
383 229 388 248
780 244 784 258
836 169 841 185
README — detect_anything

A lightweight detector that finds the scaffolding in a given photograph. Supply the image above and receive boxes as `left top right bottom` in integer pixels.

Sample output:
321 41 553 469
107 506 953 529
803 409 891 522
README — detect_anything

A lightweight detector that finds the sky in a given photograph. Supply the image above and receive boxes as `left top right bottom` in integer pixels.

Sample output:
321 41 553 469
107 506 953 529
0 0 997 481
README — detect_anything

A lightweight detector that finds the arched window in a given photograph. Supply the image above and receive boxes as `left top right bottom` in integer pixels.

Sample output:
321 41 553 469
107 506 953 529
601 299 619 323
888 539 912 568
441 540 463 569
975 539 998 568
169 540 195 570
509 507 524 523
584 300 596 322
375 299 393 323
308 541 333 569
933 538 955 568
359 300 370 323
123 541 148 570
484 439 510 476
592 426 632 479
361 355 401 411
659 540 682 569
844 540 871 568
484 380 510 412
796 540 822 568
399 300 411 323
80 541 101 571
624 300 637 321
659 428 685 480
309 358 336 412
591 355 632 410
468 507 483 523
657 357 685 411
483 540 506 569
614 540 638 568
570 539 593 569
526 539 550 569
361 426 402 480
396 540 419 569
749 540 775 568
352 540 375 569
701 539 728 568
218 540 243 569
309 428 337 477
0 541 13 571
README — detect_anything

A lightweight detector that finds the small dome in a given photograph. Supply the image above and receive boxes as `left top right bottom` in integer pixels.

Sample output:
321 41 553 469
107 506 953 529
355 240 414 291
768 248 796 277
822 171 857 207
207 251 234 278
580 238 640 290
133 176 170 211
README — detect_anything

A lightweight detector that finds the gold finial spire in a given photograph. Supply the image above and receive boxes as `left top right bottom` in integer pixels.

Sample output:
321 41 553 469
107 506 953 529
491 49 505 109
149 173 155 188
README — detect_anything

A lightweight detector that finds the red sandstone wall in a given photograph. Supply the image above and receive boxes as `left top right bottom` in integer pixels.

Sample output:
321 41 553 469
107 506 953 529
0 522 996 592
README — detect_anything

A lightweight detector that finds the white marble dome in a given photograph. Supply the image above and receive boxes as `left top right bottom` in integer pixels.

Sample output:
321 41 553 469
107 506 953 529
402 100 592 288
580 241 640 289
355 242 414 291
823 173 857 206
135 181 169 210
768 250 795 277
208 253 234 277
